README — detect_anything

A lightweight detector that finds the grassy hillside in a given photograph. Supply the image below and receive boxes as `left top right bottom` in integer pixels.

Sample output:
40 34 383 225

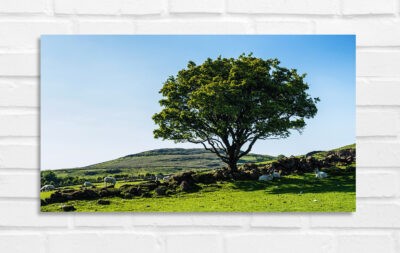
41 173 355 212
83 148 275 170
45 148 275 183
41 144 355 212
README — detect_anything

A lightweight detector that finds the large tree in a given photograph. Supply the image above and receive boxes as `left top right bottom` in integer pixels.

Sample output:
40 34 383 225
153 54 319 171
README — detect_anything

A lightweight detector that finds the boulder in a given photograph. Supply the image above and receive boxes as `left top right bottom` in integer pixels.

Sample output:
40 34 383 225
138 181 159 191
61 205 76 212
193 172 216 184
155 186 168 196
98 188 120 198
179 180 191 192
119 184 142 196
45 191 68 204
171 171 196 185
178 180 200 192
97 199 111 205
69 189 99 200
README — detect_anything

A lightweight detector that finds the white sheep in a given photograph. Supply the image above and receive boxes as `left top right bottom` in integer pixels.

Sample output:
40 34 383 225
83 181 92 188
104 176 116 187
315 169 328 178
40 185 55 192
258 174 274 181
272 170 281 178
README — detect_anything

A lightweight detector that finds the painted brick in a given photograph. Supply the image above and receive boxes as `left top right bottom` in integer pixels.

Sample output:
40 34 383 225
225 233 333 253
357 110 397 137
48 232 160 253
227 0 340 14
0 201 68 227
0 173 38 198
336 234 396 253
54 0 121 15
166 234 222 253
310 203 400 228
0 114 38 136
131 214 248 227
357 79 400 105
54 0 163 15
135 20 252 34
315 18 400 46
0 21 72 50
255 20 313 34
0 145 38 169
0 53 38 76
250 213 303 227
357 142 400 167
0 1 399 252
0 0 47 14
77 20 134 34
121 0 164 15
169 0 224 13
73 214 131 227
357 172 398 198
357 50 400 77
0 233 45 253
342 0 395 15
0 78 38 107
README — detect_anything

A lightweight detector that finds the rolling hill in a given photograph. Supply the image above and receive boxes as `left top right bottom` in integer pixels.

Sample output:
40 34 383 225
47 148 276 180
80 148 276 170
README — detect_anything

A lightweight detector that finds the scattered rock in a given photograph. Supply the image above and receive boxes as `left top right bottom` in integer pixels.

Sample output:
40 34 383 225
179 180 190 192
45 191 68 204
155 186 168 196
97 199 110 205
193 172 216 184
70 189 99 200
119 184 142 196
61 205 76 212
171 171 196 185
98 188 120 198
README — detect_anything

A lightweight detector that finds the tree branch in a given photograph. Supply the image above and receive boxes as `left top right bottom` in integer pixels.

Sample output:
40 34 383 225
238 136 259 158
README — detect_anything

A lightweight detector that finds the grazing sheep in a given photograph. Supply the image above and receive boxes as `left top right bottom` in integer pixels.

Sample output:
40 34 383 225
40 185 55 192
104 176 116 187
258 174 274 181
315 169 328 179
83 181 92 188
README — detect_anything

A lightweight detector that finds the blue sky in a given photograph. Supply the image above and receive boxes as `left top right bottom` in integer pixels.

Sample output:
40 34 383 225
41 35 355 170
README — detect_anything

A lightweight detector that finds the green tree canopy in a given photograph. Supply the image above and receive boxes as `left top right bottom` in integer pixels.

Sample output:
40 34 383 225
153 54 319 171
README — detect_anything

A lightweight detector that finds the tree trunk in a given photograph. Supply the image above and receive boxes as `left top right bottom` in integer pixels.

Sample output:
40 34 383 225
225 145 239 172
227 156 238 172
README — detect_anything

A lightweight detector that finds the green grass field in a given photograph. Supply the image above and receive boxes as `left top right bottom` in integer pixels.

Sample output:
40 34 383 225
41 172 355 212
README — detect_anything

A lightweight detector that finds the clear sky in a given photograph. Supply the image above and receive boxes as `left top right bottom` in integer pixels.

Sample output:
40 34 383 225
41 35 355 170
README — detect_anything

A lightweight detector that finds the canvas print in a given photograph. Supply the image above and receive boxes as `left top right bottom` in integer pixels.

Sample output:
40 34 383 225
40 35 355 212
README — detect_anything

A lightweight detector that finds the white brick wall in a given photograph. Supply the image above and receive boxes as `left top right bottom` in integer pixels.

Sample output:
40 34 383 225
0 1 399 252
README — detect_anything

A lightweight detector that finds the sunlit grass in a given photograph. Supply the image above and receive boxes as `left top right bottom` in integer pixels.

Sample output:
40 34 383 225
41 172 355 212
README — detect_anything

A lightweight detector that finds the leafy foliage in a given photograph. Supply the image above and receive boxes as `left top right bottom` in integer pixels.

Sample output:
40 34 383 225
153 54 319 170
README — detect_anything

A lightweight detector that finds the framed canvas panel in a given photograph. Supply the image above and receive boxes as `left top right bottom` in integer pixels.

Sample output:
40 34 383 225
40 35 355 212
